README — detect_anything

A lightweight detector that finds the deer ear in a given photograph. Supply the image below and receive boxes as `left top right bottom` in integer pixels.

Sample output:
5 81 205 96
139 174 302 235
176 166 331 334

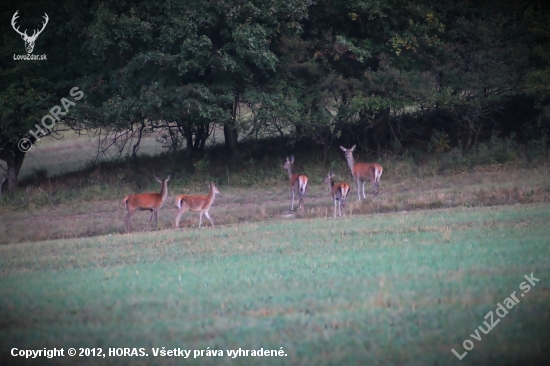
351 145 356 151
166 174 171 181
340 146 346 152
155 177 162 183
290 155 294 163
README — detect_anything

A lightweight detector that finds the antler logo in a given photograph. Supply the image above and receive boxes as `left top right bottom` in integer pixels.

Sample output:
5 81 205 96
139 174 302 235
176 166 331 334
11 11 49 54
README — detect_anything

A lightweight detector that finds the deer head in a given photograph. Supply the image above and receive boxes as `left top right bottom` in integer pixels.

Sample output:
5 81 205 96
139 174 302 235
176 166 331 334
11 11 49 54
322 171 335 185
340 145 356 161
210 182 220 195
283 156 295 170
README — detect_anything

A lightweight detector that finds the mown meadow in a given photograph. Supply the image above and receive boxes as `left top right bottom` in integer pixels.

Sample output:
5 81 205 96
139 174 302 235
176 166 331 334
1 203 549 365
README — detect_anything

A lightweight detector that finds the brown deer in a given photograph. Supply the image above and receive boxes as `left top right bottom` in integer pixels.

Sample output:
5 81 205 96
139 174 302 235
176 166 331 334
122 174 171 233
322 171 350 217
340 145 383 200
174 182 220 228
283 156 309 212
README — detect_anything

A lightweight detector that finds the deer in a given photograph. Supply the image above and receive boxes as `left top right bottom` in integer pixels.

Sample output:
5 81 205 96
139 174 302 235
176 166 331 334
322 171 350 217
340 145 383 200
174 182 220 229
122 174 171 233
283 156 309 212
11 11 49 54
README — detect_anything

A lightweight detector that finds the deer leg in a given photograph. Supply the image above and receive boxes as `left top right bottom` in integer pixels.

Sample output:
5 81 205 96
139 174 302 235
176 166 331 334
290 188 295 211
125 210 134 233
205 211 214 226
338 199 342 217
356 179 361 201
300 184 308 211
147 210 155 230
333 198 337 217
362 181 366 200
199 212 204 228
374 180 379 197
341 198 346 217
174 206 188 229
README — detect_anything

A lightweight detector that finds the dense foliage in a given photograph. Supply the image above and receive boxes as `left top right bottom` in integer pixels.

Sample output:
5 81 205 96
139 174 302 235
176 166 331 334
1 0 549 191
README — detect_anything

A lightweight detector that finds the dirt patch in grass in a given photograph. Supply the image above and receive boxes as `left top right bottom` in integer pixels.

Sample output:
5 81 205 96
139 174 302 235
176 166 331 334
1 165 550 245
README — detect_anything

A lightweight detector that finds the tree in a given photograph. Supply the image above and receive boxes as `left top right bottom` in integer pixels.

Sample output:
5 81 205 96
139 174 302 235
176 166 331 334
268 0 446 155
522 1 550 138
0 0 92 191
430 0 529 150
77 0 313 162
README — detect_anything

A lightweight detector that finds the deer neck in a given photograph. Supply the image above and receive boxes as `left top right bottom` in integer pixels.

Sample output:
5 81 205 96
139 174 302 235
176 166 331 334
160 181 168 202
285 165 294 179
346 155 355 171
207 186 216 205
326 177 335 191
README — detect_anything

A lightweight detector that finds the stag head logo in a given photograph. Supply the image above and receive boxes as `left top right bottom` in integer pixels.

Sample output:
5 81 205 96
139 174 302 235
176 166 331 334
11 11 49 54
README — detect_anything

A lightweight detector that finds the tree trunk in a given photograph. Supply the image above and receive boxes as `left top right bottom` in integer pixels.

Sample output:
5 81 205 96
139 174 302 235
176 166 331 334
370 107 391 151
0 176 6 195
132 122 145 171
197 123 209 153
224 123 239 159
199 132 207 152
194 123 208 152
1 145 26 192
224 93 240 159
184 127 193 158
464 121 474 151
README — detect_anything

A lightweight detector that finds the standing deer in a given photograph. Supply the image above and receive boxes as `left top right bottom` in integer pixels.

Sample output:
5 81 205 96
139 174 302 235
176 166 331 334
122 174 171 233
283 156 309 212
323 171 350 217
174 182 220 228
340 145 383 200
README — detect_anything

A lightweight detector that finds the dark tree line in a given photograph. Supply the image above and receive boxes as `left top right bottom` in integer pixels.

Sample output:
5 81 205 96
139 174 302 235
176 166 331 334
1 0 549 191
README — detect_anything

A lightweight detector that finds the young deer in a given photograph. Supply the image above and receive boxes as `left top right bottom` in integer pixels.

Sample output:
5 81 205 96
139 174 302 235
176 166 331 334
174 182 220 228
283 156 309 212
340 145 383 200
122 174 171 233
323 171 350 217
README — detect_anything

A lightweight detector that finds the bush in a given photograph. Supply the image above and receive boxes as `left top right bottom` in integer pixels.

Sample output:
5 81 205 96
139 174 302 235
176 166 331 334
525 135 549 163
469 132 518 166
428 130 451 153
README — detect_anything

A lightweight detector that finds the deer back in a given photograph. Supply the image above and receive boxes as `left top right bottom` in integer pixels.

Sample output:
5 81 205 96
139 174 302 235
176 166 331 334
290 174 304 188
178 194 210 211
338 182 350 198
127 192 163 210
177 183 218 211
332 182 350 199
353 162 377 180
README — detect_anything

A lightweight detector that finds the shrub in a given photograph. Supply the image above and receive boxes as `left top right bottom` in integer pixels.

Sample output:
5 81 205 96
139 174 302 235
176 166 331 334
428 130 451 153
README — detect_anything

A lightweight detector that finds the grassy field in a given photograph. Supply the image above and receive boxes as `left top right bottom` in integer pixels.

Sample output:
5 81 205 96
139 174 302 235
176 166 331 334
1 162 550 245
2 129 166 180
2 128 549 245
1 203 549 365
1 129 549 365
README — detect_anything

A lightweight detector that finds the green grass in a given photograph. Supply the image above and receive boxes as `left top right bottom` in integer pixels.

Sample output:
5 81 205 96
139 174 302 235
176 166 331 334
1 203 549 365
5 132 164 181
